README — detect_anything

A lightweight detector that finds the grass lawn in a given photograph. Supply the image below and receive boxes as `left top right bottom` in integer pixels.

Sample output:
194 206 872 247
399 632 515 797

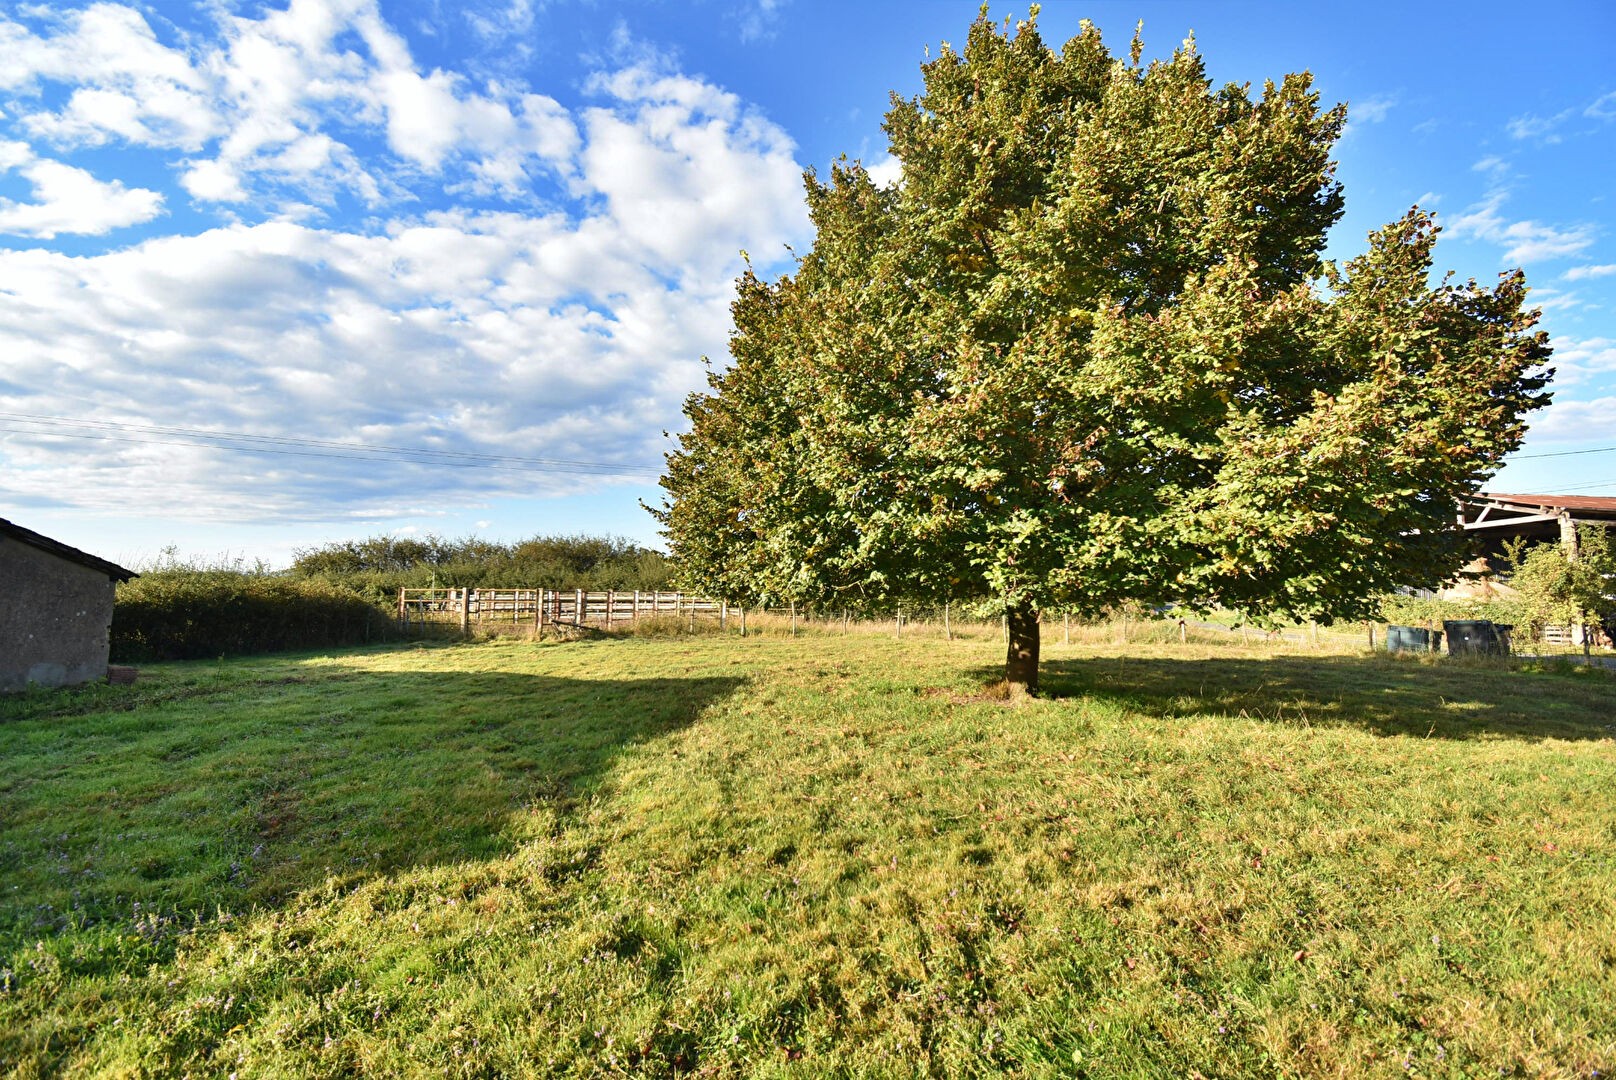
1 630 1613 1078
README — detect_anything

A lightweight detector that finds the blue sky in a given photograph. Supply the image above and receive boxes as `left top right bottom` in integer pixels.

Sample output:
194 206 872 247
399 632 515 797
1 0 1612 568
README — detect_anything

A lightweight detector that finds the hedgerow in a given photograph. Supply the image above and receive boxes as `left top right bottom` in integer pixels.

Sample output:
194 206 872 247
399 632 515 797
112 570 394 661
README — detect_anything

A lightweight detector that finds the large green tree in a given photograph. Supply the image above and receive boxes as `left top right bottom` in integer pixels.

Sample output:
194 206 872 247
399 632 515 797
657 11 1551 694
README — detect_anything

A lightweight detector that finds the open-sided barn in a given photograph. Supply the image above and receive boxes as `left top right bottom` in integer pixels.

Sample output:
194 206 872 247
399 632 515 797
0 518 137 693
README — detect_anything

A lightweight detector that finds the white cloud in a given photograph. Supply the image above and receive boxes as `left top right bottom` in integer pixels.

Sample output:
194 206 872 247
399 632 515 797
1507 110 1571 142
0 53 811 521
1544 337 1616 387
0 3 219 150
1528 394 1616 443
1351 94 1396 124
1585 91 1616 121
0 142 163 237
865 153 902 188
1526 287 1582 314
1444 190 1595 265
1472 155 1509 178
1565 263 1616 281
1 0 583 209
736 0 787 44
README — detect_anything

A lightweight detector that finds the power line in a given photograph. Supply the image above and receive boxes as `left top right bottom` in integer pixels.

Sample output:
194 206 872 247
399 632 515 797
0 414 662 478
1513 445 1616 460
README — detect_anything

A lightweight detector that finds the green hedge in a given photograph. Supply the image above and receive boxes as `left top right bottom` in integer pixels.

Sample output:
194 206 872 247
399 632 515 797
112 572 394 662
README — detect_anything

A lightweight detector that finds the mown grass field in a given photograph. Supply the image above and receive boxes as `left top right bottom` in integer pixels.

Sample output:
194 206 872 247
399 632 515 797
2 629 1613 1078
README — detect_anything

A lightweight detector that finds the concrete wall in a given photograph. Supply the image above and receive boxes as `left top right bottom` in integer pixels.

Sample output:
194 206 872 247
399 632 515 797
0 535 117 693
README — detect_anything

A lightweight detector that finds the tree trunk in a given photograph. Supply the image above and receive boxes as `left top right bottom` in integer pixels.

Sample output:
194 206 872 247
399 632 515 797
1005 603 1040 698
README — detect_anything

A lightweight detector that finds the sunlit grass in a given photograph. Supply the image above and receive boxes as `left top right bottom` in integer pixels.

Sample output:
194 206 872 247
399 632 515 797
2 631 1612 1077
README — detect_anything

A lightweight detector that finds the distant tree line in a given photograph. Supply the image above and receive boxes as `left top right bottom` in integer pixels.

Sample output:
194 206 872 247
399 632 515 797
288 534 673 604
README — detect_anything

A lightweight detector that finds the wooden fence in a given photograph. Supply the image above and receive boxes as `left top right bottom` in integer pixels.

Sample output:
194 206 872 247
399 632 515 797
397 588 727 633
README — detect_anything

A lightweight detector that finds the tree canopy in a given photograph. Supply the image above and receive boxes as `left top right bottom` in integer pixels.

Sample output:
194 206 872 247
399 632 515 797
656 10 1552 693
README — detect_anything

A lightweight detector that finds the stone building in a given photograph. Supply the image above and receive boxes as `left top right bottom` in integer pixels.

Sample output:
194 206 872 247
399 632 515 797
1 518 137 692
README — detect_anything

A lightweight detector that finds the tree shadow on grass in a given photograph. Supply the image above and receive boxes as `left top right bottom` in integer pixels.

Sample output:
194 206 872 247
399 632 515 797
984 653 1615 743
0 660 743 940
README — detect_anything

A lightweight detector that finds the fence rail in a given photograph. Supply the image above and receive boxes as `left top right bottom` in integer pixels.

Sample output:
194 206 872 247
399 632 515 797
397 588 726 632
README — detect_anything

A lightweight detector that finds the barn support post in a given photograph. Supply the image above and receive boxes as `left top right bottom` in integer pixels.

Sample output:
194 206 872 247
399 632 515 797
1560 511 1579 560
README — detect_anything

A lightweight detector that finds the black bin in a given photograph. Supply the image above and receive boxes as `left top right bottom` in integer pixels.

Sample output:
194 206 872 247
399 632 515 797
1386 625 1440 653
1444 620 1510 656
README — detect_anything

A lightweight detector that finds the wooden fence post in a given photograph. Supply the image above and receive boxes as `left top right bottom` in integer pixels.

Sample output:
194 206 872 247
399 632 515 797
1063 612 1070 646
459 588 470 635
633 590 640 624
740 606 747 637
1178 618 1187 644
720 601 727 630
843 609 849 636
397 587 406 630
606 590 614 631
575 588 584 628
943 602 951 641
790 602 797 637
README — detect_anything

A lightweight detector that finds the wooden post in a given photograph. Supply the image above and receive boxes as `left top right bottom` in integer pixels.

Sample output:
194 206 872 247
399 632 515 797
1063 612 1070 646
575 588 583 628
944 602 951 641
397 587 406 629
896 607 902 639
790 602 797 637
843 609 850 636
1178 618 1187 644
633 590 641 623
720 600 727 631
606 590 614 630
740 606 747 638
459 588 470 635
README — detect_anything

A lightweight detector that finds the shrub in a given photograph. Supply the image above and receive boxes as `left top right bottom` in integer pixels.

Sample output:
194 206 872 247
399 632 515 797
112 570 394 661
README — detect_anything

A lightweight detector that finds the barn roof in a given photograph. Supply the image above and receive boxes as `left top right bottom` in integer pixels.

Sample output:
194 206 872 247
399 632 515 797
1475 492 1616 519
0 518 138 581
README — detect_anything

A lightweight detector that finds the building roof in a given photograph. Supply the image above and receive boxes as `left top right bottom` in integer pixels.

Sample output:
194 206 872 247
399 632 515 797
0 518 138 581
1474 492 1616 519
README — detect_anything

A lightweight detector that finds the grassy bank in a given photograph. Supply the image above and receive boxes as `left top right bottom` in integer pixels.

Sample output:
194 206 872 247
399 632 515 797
2 634 1612 1077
